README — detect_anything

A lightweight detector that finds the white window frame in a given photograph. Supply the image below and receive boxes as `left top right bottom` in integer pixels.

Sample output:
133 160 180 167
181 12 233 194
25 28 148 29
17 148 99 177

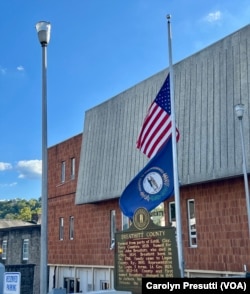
23 239 29 260
122 213 130 231
2 240 7 260
69 216 74 240
71 157 75 180
61 161 66 183
59 217 64 240
187 199 197 248
150 203 165 226
169 201 176 227
110 210 116 248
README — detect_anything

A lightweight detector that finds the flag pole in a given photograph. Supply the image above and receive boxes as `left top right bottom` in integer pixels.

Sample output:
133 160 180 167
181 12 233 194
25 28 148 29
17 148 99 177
166 14 185 277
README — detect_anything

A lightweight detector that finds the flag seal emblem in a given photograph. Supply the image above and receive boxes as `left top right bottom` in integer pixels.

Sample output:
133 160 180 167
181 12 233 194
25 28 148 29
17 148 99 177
138 166 170 202
133 207 150 230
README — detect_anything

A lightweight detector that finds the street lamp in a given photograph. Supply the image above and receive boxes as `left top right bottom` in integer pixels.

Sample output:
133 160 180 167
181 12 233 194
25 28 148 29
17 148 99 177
234 103 250 234
36 21 51 294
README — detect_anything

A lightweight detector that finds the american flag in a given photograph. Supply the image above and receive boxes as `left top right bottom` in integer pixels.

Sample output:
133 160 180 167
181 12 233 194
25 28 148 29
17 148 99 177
136 74 179 158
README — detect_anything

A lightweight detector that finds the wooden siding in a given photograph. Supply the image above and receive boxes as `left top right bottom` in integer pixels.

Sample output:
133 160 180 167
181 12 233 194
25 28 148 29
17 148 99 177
76 25 250 204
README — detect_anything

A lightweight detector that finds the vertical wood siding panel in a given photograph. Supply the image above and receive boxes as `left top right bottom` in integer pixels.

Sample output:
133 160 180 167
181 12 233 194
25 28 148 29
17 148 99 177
76 25 250 204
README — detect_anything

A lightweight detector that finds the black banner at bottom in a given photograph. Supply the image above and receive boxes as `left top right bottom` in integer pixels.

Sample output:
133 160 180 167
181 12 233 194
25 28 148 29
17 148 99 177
142 278 249 293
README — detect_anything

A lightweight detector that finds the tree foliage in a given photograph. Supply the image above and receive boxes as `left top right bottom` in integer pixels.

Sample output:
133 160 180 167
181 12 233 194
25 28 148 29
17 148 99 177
0 198 41 221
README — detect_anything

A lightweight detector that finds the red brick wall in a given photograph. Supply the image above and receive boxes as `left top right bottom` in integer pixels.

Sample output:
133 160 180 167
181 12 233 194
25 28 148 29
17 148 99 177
48 133 82 198
48 133 122 266
165 177 250 272
48 194 122 265
48 134 250 272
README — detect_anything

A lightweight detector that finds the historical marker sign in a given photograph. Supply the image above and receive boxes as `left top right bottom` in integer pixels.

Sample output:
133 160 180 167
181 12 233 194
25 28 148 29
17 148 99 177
114 208 180 294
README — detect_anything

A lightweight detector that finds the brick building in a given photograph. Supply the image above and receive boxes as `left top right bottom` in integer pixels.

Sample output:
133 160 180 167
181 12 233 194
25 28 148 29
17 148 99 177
48 134 118 293
47 25 250 292
0 219 41 294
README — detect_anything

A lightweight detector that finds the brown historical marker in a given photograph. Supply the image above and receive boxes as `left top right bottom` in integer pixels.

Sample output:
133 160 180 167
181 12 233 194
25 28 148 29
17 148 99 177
114 208 180 294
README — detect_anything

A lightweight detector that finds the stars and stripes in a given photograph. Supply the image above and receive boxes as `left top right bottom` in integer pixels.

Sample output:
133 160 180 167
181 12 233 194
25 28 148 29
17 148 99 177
136 74 179 158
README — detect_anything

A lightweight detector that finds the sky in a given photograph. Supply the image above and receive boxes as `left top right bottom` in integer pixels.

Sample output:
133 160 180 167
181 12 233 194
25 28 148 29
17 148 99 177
0 0 249 200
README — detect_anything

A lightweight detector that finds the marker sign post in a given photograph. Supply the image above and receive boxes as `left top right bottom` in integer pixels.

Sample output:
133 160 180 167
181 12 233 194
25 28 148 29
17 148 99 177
3 272 21 294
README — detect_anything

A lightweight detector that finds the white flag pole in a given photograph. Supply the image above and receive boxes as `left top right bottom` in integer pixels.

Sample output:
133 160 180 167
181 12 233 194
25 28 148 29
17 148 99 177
167 14 185 277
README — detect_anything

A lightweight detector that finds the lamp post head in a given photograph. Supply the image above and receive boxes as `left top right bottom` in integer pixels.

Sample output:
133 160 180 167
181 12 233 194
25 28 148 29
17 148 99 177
36 21 51 46
234 103 245 120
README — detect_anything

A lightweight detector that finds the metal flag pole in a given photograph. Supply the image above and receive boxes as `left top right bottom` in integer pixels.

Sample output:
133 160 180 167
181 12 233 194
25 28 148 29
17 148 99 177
234 104 250 235
166 14 185 277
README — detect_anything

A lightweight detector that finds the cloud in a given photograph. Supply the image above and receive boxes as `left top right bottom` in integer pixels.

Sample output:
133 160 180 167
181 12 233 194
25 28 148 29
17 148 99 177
16 160 42 179
203 11 222 23
17 65 25 71
0 65 25 76
0 182 17 188
0 162 12 171
0 65 7 75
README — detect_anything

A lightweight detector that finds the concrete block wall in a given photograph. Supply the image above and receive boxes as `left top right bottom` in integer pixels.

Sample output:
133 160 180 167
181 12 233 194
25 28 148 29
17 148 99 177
6 264 35 294
0 226 40 294
0 227 40 265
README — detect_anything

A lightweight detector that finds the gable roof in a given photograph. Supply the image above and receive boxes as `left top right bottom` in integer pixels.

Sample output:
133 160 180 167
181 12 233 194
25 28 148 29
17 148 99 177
0 219 40 229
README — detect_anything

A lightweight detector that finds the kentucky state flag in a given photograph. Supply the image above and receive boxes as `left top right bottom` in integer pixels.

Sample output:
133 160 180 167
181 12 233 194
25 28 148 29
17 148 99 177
119 137 174 219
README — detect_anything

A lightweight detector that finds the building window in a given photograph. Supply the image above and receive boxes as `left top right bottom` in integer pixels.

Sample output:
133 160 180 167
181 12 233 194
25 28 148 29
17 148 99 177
22 239 29 260
169 201 176 227
69 216 74 240
2 240 7 260
187 199 197 248
59 217 64 240
110 210 116 249
122 213 130 230
100 280 109 290
71 157 75 179
150 203 165 226
61 161 66 183
64 278 79 293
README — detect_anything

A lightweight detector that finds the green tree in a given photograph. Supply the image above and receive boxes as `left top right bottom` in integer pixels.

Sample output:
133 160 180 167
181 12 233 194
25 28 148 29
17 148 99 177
18 206 32 221
0 198 41 221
